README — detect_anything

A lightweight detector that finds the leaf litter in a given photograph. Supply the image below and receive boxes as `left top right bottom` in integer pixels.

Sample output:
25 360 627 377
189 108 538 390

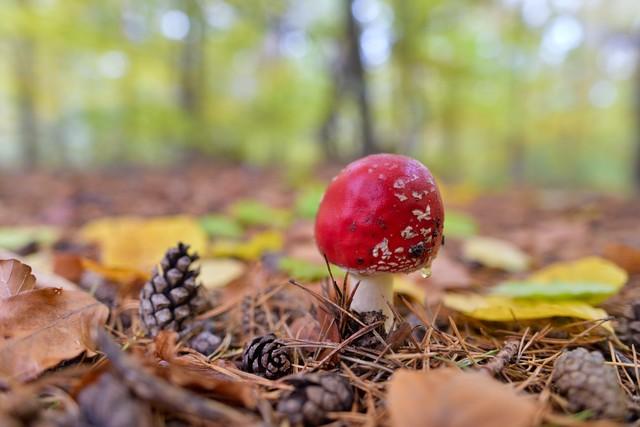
0 166 639 426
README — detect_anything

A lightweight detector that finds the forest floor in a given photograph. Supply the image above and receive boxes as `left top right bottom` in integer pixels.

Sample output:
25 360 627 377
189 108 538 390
0 164 640 426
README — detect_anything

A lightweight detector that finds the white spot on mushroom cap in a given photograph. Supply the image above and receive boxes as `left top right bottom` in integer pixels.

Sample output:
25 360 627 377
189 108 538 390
393 179 405 189
412 205 431 221
372 238 392 260
394 193 408 202
420 227 432 237
401 226 418 239
394 247 404 253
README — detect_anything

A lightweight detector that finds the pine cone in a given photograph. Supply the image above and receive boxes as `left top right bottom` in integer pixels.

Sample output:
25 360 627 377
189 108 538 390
189 330 221 356
552 348 627 419
277 373 354 426
241 334 291 379
139 243 208 337
615 302 640 348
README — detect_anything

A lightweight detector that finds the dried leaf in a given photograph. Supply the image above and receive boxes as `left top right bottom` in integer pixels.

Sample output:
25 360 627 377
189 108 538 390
603 243 640 275
153 332 256 407
0 288 108 381
198 258 246 289
462 236 530 272
0 259 36 298
388 368 538 427
443 293 612 331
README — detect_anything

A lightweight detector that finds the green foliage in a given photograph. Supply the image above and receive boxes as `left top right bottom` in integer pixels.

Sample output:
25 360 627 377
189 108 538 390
278 256 329 281
0 0 636 190
443 210 477 238
295 185 326 219
229 200 291 228
199 215 244 239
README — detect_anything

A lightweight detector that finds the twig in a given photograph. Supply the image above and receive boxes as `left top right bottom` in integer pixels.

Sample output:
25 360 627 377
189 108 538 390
96 328 257 426
479 340 520 377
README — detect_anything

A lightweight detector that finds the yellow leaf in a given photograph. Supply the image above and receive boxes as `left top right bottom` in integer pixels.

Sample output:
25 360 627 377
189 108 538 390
209 230 283 261
393 276 426 303
443 293 612 332
197 259 246 289
81 258 149 285
529 256 627 289
81 216 207 271
462 237 530 272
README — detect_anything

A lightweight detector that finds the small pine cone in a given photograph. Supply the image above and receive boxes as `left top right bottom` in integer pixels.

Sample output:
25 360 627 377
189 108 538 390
189 330 221 356
241 334 291 379
552 348 628 419
139 243 209 337
241 294 271 337
615 302 640 348
277 373 354 426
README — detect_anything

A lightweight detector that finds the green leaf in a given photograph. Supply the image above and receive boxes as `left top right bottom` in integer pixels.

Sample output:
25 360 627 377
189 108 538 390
491 281 618 301
199 214 244 239
229 200 291 228
295 185 325 219
444 210 478 238
0 226 59 251
278 256 329 281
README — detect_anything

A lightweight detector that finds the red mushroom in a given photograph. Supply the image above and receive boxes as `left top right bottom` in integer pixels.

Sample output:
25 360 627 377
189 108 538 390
314 153 444 331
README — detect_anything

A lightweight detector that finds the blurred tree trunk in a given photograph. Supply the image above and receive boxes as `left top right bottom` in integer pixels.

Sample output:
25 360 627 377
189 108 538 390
14 0 39 169
179 0 207 146
345 0 378 156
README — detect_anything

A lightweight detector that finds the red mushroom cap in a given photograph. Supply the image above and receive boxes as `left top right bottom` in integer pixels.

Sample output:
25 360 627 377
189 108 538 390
315 153 444 275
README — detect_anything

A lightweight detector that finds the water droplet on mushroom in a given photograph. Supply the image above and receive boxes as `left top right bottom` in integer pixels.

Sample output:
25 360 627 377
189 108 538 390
420 267 432 279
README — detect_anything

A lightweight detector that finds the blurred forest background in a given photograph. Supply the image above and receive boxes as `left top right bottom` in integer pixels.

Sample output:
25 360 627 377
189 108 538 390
1 0 640 192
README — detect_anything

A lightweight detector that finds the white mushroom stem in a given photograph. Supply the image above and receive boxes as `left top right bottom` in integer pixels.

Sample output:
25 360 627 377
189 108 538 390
349 273 395 332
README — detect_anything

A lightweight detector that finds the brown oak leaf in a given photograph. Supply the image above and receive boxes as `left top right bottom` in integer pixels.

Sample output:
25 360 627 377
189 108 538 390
388 368 539 427
0 287 108 381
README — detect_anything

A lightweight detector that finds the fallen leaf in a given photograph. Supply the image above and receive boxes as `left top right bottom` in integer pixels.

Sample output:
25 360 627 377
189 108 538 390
199 214 244 239
81 258 149 287
154 332 257 407
443 293 612 331
427 252 473 289
393 276 426 303
210 230 283 261
0 250 76 291
198 259 246 289
529 257 627 289
0 259 36 298
278 257 328 281
603 243 640 275
388 368 538 427
228 200 291 229
0 226 58 251
491 281 618 302
462 237 530 272
444 210 478 238
0 287 108 381
81 216 207 271
294 185 325 219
